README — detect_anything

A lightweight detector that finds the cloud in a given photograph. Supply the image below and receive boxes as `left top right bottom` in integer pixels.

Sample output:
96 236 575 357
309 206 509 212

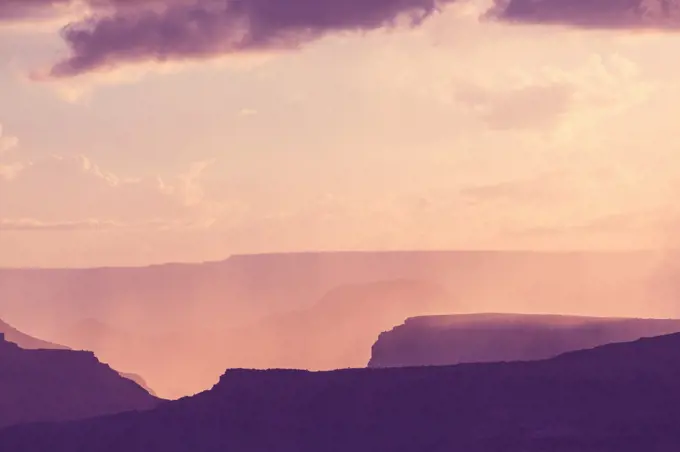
490 0 680 30
0 161 25 180
0 0 89 31
40 0 458 78
0 218 122 231
460 172 569 204
0 153 226 231
505 208 680 243
456 54 653 129
455 54 653 133
352 10 653 136
0 124 18 155
175 158 216 206
455 80 573 130
0 217 215 231
0 0 68 22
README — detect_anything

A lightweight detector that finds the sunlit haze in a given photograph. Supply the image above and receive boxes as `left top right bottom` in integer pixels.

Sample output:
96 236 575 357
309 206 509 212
2 0 680 268
4 0 680 413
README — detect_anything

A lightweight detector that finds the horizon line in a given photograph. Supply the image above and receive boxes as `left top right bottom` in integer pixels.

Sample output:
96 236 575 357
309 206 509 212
0 247 670 271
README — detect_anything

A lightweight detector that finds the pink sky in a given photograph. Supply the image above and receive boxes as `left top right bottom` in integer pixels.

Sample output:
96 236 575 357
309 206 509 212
2 0 680 267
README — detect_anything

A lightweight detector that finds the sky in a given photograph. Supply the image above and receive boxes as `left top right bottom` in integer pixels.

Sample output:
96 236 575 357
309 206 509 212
2 0 680 268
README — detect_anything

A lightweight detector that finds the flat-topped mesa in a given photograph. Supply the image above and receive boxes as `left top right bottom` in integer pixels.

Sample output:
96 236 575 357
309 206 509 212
368 313 680 368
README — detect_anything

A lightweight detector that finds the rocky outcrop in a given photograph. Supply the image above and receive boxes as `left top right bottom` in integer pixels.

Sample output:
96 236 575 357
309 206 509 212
4 333 680 451
368 313 680 368
0 333 160 428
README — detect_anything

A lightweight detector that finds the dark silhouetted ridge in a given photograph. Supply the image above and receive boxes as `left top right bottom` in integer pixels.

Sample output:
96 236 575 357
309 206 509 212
0 333 160 429
3 333 680 451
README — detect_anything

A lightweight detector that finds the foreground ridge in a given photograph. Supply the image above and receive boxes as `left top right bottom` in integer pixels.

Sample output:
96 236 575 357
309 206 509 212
2 333 680 451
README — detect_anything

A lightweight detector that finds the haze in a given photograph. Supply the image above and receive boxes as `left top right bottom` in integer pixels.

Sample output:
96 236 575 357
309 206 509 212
3 0 680 402
2 0 680 268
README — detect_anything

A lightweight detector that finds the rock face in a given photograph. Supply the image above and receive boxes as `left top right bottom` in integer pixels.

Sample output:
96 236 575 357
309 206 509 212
0 333 160 429
3 333 680 451
368 313 680 368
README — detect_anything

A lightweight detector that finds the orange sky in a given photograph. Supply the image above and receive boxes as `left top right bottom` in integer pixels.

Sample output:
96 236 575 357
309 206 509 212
2 0 680 267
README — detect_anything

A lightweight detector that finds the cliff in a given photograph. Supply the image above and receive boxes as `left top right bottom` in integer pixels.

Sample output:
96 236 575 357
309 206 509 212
368 313 680 368
0 333 160 428
3 333 680 451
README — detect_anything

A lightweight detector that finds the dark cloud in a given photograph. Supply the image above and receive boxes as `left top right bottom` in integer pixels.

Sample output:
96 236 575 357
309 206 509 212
0 0 170 22
490 0 680 29
45 0 456 78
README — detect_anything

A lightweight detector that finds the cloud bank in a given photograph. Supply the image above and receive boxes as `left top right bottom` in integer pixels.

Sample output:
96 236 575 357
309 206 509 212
491 0 680 29
32 0 455 78
5 0 680 78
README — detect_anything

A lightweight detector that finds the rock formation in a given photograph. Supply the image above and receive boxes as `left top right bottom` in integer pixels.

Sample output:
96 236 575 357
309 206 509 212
368 313 680 368
0 333 160 428
3 333 680 451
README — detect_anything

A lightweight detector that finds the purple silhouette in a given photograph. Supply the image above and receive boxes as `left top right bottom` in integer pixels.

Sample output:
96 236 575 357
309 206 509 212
2 333 680 451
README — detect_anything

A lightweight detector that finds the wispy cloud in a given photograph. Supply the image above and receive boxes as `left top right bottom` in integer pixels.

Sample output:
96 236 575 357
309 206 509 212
0 123 18 155
0 161 24 180
0 153 226 231
0 217 216 231
505 207 680 241
455 54 653 134
0 218 122 231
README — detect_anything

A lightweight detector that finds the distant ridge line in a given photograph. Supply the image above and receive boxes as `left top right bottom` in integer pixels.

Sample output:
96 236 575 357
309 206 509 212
0 248 664 271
